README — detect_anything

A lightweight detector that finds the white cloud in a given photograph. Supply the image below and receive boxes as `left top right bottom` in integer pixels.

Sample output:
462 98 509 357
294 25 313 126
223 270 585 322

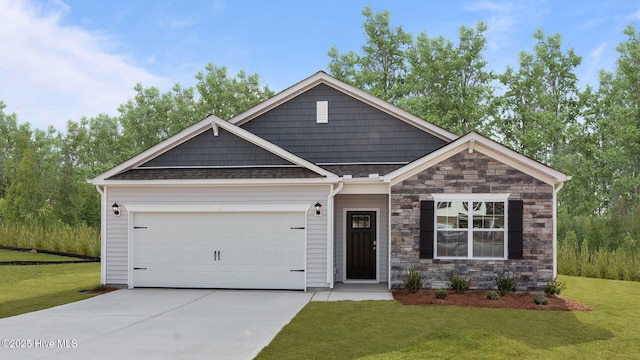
462 0 550 74
464 1 548 44
209 0 225 13
161 16 195 29
581 42 608 85
0 0 166 130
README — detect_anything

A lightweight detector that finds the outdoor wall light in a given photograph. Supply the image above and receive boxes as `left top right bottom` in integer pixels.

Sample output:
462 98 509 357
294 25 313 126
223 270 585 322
112 202 121 216
315 202 322 216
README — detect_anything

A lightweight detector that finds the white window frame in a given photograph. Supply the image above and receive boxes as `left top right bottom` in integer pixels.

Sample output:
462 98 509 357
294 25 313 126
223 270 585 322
431 193 510 260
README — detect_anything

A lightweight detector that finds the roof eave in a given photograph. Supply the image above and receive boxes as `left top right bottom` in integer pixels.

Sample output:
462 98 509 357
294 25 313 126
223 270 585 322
90 115 224 183
90 115 338 184
91 177 342 187
384 132 570 187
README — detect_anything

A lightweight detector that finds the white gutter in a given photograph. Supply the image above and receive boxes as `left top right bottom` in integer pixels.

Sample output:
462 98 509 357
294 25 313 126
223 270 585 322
95 185 107 285
552 181 565 279
91 177 341 187
326 179 344 288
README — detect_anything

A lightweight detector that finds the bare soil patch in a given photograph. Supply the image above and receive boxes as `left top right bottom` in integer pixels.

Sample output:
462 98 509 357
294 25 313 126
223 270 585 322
392 290 593 311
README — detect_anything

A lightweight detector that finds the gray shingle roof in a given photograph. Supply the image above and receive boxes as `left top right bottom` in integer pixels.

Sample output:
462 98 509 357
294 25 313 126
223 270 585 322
107 167 324 180
319 164 405 177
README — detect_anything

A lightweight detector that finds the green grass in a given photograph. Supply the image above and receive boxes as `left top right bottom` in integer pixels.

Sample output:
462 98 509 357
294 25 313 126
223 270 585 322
0 249 87 262
0 262 100 318
257 275 640 360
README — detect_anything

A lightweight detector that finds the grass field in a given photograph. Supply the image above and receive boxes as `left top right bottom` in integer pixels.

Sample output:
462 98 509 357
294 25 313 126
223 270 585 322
257 275 640 360
2 255 639 359
0 249 87 262
0 262 100 319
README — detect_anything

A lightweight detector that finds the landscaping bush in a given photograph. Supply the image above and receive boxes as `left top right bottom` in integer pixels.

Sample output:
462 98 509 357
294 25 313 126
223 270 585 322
486 291 500 300
543 279 566 296
434 289 448 299
533 294 548 305
448 275 470 294
495 271 518 296
403 267 423 293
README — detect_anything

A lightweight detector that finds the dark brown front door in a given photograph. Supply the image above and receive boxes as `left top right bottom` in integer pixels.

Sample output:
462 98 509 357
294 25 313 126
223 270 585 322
346 211 376 280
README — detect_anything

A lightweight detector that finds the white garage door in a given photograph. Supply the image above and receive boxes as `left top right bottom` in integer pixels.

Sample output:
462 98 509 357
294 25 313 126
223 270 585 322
132 211 306 290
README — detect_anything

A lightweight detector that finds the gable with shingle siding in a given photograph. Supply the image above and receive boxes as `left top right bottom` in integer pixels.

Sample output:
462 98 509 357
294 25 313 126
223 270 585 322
140 127 293 168
241 83 448 164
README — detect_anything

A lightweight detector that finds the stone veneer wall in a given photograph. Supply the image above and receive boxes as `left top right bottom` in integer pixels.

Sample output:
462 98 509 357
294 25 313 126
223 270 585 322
390 151 555 291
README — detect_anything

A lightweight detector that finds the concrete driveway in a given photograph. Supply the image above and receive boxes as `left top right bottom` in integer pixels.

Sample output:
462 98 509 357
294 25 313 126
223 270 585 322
0 289 314 360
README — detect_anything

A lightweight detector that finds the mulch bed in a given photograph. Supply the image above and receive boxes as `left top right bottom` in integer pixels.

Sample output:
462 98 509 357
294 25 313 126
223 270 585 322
392 290 593 311
80 287 118 294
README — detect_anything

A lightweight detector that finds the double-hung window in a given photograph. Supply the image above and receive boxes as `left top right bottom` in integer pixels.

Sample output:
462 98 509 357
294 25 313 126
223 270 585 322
432 194 509 259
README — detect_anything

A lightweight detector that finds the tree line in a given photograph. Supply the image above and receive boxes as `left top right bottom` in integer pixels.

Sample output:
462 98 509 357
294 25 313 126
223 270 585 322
1 7 639 262
329 8 640 227
0 64 274 228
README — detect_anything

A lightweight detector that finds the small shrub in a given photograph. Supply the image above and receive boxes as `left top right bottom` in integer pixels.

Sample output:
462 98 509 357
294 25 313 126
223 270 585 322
486 291 500 300
434 289 448 299
92 284 108 292
495 271 518 296
448 275 471 294
533 294 549 305
403 267 423 293
543 279 566 296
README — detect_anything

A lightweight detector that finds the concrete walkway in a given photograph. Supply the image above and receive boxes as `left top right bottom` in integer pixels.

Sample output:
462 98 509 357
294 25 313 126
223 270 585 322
311 282 394 302
0 287 392 360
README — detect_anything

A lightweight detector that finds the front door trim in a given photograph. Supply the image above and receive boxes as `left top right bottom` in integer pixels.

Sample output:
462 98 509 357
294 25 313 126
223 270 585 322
342 208 380 283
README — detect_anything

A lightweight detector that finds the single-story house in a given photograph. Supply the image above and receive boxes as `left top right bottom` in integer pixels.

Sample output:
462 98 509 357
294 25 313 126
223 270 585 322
90 71 569 291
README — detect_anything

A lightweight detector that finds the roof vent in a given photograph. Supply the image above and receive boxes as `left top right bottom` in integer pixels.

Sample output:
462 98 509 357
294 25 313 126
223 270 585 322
316 101 328 123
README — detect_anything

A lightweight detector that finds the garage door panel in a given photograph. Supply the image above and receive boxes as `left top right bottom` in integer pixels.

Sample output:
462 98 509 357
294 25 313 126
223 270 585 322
132 212 305 290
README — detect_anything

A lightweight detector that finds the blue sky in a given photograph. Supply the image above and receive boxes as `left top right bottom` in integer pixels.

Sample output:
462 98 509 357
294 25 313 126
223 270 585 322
1 0 639 131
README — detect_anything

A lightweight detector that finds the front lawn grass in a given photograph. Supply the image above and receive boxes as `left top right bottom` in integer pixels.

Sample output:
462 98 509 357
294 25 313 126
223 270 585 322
0 262 100 318
0 249 86 262
257 275 640 360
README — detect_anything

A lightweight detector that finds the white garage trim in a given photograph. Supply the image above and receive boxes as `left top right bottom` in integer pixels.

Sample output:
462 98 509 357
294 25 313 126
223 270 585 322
126 205 309 290
125 204 312 213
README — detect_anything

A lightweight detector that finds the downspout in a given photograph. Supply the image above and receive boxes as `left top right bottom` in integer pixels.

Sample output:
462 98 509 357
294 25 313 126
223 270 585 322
95 185 107 285
552 181 565 279
387 184 392 290
326 179 344 288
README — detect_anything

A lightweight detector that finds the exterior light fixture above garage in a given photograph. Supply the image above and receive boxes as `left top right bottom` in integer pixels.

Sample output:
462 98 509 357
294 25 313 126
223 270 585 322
112 202 120 216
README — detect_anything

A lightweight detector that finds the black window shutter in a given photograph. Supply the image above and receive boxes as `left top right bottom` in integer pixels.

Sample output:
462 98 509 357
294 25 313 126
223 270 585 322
508 200 524 259
420 200 435 259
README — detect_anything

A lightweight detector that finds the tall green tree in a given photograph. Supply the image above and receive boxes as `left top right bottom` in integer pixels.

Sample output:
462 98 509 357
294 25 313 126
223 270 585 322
65 114 127 178
557 79 613 215
400 22 495 135
0 102 19 198
119 64 273 157
494 29 582 164
602 24 640 216
195 64 274 120
118 83 196 156
1 148 48 224
328 7 412 102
